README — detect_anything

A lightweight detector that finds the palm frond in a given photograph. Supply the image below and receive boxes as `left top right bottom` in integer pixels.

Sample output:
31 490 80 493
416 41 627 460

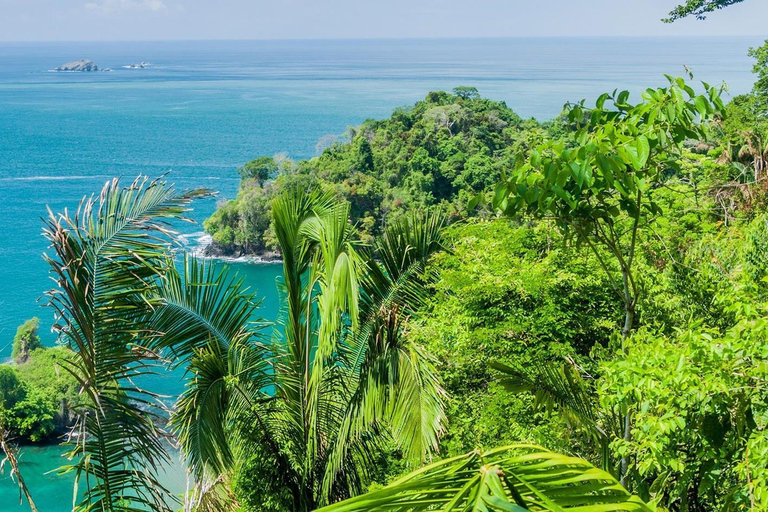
304 200 365 468
169 338 272 479
373 208 448 284
492 360 600 430
491 360 623 473
0 426 39 512
151 256 263 361
149 256 273 479
321 210 449 500
43 176 212 511
315 445 652 512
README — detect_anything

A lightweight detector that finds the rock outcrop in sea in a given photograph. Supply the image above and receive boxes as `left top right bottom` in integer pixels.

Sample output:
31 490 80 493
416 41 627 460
55 59 101 72
202 240 282 262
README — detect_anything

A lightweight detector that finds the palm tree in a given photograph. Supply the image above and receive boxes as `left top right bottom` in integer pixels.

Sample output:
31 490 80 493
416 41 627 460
314 445 652 512
738 129 768 182
43 176 212 511
42 176 648 512
150 186 449 511
491 360 624 477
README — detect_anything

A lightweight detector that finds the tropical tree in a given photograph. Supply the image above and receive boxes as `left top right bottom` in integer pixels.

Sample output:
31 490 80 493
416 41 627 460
664 0 747 21
43 176 211 511
315 445 652 512
490 77 723 486
238 156 278 188
11 318 42 364
493 76 723 340
150 186 448 511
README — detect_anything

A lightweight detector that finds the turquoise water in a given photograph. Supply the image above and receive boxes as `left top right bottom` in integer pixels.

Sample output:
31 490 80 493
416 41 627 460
2 262 281 512
0 37 765 509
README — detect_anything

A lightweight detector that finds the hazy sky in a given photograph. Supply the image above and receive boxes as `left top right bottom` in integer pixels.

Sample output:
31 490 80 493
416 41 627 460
1 0 767 41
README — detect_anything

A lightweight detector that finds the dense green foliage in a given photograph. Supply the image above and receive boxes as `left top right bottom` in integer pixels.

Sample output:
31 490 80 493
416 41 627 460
203 88 542 255
493 76 724 345
600 309 768 510
408 219 619 459
438 67 765 511
194 61 768 509
11 317 42 364
0 364 55 443
1 321 81 443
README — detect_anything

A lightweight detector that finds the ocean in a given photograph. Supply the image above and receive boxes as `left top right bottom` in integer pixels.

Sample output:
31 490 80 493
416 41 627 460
0 36 764 509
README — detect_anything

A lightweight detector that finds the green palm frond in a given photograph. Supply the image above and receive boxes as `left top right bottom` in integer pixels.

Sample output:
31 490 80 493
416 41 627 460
385 341 446 463
149 256 273 478
322 210 448 499
373 207 448 284
357 210 448 463
170 337 272 479
315 445 652 512
43 176 212 511
492 360 600 430
151 256 264 360
304 200 364 466
491 360 624 474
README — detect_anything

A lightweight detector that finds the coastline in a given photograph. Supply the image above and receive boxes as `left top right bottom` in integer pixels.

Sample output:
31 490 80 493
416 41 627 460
183 231 283 264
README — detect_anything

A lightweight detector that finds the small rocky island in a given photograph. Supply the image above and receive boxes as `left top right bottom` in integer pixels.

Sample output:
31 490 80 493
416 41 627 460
55 59 101 72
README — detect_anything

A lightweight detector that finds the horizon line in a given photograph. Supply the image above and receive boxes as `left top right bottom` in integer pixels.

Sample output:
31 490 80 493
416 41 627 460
2 34 768 44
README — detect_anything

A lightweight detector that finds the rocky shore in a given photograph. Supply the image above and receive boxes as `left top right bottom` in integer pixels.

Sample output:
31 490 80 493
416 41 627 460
193 233 282 262
203 242 282 262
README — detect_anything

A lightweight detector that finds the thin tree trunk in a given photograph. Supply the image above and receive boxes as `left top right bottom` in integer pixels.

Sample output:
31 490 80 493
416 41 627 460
621 300 635 340
620 405 632 488
0 429 38 512
619 267 635 488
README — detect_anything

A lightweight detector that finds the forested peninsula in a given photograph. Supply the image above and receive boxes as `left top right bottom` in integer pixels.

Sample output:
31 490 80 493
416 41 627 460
202 86 542 258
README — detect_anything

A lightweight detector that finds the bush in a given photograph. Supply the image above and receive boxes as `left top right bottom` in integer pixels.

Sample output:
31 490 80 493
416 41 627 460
599 307 768 509
0 365 58 442
408 218 620 457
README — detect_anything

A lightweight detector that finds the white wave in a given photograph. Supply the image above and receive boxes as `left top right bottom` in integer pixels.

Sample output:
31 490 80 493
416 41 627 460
0 175 109 182
179 231 282 264
210 255 282 265
179 231 212 258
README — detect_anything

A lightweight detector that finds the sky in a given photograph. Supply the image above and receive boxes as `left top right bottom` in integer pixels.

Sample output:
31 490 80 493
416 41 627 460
0 0 767 41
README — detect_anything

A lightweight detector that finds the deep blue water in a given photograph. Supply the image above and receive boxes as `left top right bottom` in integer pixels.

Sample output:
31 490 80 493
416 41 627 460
0 37 765 510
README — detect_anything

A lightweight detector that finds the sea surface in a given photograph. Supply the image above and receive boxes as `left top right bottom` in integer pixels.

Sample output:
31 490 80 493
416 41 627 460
0 37 765 509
